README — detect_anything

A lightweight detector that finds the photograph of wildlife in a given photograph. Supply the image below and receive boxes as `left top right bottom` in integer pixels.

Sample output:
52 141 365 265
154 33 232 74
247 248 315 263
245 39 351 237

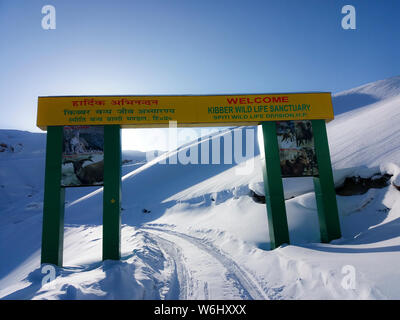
62 126 104 187
276 120 318 177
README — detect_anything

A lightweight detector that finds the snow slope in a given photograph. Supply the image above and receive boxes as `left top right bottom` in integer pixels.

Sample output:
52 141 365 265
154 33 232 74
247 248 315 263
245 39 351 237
1 76 400 299
332 75 400 115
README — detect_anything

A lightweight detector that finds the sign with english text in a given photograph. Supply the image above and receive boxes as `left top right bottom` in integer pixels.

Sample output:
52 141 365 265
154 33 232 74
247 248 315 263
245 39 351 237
37 93 334 130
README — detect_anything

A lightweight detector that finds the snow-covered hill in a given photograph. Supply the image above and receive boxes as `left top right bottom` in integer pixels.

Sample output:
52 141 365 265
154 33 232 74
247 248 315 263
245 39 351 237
332 75 400 115
1 76 400 299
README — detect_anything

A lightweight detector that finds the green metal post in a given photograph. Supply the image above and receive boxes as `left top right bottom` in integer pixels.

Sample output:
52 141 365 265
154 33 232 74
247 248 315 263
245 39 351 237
41 126 65 266
311 120 342 242
261 122 290 249
102 125 122 260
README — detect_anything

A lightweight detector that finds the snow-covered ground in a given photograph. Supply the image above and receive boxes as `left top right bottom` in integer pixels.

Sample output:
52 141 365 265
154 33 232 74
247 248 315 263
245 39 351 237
1 76 400 299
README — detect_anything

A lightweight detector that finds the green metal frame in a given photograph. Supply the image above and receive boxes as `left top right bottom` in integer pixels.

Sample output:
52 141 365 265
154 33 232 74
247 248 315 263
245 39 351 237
40 119 340 265
261 122 290 249
260 120 341 249
41 125 122 266
102 125 122 261
311 120 342 242
41 126 65 266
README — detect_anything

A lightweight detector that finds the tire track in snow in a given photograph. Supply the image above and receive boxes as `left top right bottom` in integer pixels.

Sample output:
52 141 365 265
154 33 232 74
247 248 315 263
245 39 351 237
143 227 268 300
146 232 193 299
144 230 217 299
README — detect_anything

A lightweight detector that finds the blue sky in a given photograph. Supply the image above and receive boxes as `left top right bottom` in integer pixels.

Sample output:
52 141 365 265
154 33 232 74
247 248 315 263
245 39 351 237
0 0 399 150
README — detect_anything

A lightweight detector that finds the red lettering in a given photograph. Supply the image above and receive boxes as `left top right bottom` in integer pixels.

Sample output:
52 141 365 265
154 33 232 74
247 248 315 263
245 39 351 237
227 95 288 104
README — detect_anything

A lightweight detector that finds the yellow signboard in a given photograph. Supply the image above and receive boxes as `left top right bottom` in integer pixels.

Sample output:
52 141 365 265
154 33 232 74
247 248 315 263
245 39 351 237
37 93 334 130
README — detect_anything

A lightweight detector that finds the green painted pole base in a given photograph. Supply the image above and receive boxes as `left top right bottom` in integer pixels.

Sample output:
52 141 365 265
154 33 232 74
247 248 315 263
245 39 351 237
102 125 122 261
261 122 290 249
41 126 65 266
311 120 342 243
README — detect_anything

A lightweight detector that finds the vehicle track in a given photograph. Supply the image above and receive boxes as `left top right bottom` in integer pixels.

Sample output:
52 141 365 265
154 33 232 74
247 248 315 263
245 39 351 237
146 232 193 299
143 226 268 300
